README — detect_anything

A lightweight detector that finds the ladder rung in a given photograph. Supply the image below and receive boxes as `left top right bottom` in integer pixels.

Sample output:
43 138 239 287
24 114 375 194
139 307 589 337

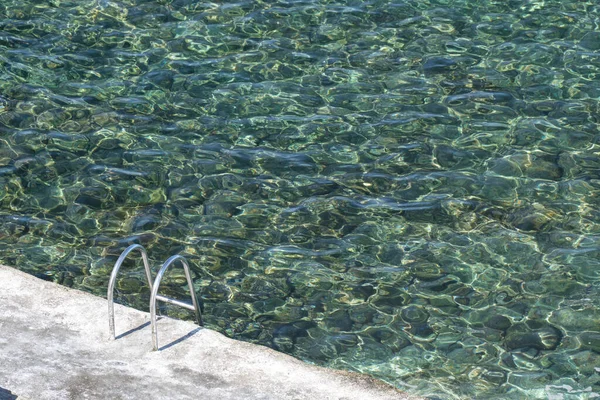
108 245 203 351
155 294 196 311
150 255 203 350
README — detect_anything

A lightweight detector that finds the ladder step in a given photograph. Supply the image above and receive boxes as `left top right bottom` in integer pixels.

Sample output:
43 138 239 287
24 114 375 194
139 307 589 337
155 294 196 311
108 246 203 351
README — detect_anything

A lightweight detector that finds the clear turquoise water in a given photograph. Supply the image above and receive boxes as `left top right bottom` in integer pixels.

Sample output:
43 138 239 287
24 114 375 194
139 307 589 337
1 0 600 398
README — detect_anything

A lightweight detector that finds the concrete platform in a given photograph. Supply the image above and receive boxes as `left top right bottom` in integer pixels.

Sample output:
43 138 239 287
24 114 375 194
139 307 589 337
0 265 419 400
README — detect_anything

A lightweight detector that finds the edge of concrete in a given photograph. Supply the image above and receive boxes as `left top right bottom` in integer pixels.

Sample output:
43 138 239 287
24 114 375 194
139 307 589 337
0 265 422 400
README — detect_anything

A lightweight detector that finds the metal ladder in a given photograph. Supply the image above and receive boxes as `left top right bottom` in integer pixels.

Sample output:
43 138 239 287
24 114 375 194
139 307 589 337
107 244 202 351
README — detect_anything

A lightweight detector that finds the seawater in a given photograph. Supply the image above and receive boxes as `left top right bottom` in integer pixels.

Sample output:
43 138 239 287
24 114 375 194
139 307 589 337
1 0 600 398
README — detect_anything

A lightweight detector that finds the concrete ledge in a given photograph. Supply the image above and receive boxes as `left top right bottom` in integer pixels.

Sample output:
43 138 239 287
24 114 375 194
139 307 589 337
0 265 419 400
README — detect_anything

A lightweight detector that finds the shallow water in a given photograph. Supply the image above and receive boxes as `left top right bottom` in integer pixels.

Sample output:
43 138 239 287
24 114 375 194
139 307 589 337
1 0 600 398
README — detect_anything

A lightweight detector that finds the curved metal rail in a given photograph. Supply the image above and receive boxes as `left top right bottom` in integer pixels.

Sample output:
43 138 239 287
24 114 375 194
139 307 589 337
107 244 154 340
150 254 202 351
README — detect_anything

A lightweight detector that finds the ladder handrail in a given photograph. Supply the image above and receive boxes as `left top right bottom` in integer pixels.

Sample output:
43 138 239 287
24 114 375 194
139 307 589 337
150 254 202 351
107 244 154 340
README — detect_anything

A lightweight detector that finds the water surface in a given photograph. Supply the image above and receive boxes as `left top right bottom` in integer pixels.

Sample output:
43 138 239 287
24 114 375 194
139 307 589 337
1 0 600 398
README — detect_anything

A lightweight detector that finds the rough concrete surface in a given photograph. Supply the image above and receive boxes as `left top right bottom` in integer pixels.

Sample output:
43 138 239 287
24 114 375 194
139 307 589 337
0 265 420 400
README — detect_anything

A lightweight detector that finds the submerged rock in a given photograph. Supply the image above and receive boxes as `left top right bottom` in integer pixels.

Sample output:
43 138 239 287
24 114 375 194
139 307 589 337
423 57 457 76
505 323 562 351
578 332 600 353
484 315 512 331
550 308 600 332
